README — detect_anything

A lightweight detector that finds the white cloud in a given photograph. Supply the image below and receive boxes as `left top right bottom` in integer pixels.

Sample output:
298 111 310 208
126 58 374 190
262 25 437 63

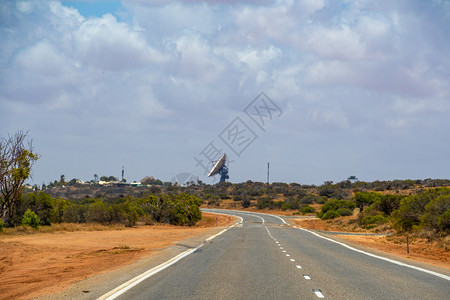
307 25 365 61
1 0 450 184
173 32 224 83
74 14 168 71
14 40 72 77
307 107 349 130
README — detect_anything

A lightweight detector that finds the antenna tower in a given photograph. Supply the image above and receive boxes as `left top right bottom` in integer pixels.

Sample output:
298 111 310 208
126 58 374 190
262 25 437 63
208 153 229 183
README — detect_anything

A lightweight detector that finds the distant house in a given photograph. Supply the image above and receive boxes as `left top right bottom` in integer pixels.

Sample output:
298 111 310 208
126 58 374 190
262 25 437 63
130 181 142 187
99 180 121 186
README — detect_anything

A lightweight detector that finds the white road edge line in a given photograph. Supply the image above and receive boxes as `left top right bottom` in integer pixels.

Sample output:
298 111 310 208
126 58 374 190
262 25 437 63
297 227 450 281
97 215 243 300
210 210 449 281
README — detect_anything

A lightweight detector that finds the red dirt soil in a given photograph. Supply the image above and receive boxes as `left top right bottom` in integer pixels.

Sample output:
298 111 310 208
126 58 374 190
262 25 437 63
0 213 234 300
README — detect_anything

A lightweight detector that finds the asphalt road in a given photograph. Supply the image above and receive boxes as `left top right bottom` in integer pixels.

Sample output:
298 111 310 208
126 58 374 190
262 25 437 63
97 209 449 300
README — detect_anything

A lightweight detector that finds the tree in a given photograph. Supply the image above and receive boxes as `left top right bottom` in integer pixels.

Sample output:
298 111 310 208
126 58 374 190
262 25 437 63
108 176 118 182
60 174 66 185
141 176 156 185
0 131 39 226
22 209 40 229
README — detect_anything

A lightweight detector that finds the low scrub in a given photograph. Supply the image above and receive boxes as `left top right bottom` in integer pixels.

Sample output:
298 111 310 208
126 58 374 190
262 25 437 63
391 187 450 234
318 199 355 220
337 208 353 216
361 215 388 226
10 192 203 227
299 205 315 215
22 209 40 229
321 210 340 220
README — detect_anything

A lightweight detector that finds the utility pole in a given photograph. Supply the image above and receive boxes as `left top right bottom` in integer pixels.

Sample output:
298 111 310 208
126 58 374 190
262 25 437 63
267 162 270 184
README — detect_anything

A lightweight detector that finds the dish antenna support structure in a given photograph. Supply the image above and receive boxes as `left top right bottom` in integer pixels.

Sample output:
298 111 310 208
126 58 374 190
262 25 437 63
208 153 229 182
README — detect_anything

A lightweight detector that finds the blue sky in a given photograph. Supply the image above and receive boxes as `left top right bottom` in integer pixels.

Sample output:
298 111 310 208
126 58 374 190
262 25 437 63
1 0 449 186
63 1 123 18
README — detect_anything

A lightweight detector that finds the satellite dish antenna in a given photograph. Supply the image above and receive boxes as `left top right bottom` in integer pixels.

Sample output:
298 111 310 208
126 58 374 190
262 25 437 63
208 153 229 182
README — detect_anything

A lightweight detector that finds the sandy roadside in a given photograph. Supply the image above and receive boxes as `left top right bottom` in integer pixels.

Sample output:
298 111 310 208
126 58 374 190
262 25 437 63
2 211 448 299
292 218 449 270
0 213 234 300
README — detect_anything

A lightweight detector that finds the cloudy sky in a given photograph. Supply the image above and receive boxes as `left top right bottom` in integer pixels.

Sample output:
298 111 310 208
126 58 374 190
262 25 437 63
1 0 449 186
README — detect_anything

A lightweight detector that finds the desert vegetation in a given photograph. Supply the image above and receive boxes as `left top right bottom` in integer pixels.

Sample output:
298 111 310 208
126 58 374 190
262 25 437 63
18 178 449 241
12 192 202 228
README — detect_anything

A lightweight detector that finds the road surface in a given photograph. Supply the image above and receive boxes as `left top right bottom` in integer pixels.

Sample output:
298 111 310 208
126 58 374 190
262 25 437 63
95 209 449 300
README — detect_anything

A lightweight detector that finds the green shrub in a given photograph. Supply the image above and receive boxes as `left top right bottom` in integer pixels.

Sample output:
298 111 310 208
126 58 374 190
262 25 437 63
85 200 112 224
63 204 87 223
299 205 315 214
391 188 450 232
361 215 388 226
300 194 318 204
22 209 40 229
322 210 340 220
281 203 291 211
352 192 381 211
321 199 355 214
0 219 3 231
242 197 251 208
317 197 327 204
438 209 450 232
337 208 353 216
256 197 274 209
421 195 450 230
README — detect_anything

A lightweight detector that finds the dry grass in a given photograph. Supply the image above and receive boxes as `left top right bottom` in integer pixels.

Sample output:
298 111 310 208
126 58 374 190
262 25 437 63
0 223 126 236
0 213 233 236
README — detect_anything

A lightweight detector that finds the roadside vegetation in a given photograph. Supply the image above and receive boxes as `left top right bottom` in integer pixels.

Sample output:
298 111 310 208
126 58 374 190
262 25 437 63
181 180 449 244
0 131 448 246
15 178 449 243
11 192 203 228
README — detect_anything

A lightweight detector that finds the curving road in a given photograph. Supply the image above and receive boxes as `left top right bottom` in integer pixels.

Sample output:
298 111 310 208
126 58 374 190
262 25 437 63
96 209 449 300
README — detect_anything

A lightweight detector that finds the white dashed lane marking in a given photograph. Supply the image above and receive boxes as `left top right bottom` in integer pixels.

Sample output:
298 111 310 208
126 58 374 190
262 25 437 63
313 289 325 298
261 220 325 298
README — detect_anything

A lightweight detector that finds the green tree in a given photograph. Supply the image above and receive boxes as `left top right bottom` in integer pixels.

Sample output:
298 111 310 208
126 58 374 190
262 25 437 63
0 131 39 226
85 200 112 224
352 192 381 212
50 197 69 223
391 195 422 231
421 195 450 232
22 209 40 229
20 192 54 225
60 174 66 185
242 197 251 208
